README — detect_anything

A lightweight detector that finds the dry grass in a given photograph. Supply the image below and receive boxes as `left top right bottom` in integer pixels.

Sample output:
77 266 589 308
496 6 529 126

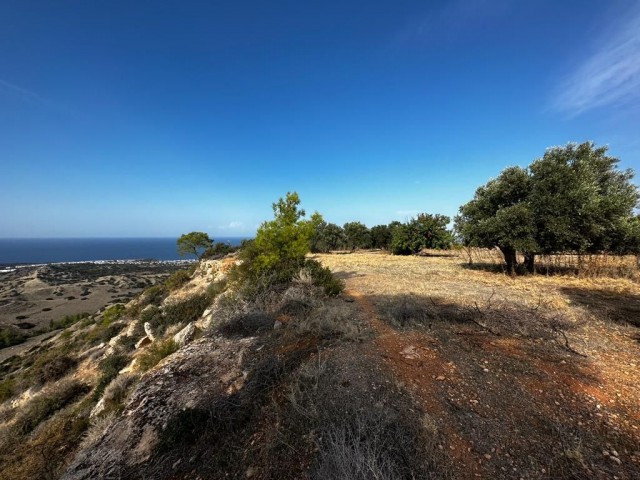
315 251 640 479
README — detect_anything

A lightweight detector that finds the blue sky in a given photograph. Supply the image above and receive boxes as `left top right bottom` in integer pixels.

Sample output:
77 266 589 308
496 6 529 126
1 0 639 238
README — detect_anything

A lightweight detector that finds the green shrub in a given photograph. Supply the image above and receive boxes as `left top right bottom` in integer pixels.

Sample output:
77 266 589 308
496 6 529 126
201 242 236 259
160 293 211 334
33 354 77 385
240 192 316 287
0 378 16 403
102 304 126 325
0 328 26 349
101 373 139 415
84 322 125 346
164 269 192 291
140 305 163 325
94 354 130 399
49 312 90 330
141 284 167 307
138 339 178 372
304 259 345 296
13 380 90 435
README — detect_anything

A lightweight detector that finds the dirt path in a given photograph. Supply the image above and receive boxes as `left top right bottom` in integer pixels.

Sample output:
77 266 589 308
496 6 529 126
320 252 640 480
346 288 485 477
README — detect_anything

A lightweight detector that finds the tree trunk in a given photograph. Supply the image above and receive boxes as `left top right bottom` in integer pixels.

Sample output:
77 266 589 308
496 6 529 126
524 252 535 274
499 246 517 275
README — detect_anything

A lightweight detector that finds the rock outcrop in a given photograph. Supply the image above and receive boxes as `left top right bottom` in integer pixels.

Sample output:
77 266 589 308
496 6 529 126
62 335 255 480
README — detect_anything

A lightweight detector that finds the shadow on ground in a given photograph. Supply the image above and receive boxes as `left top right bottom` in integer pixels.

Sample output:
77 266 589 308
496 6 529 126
363 292 640 480
560 286 640 328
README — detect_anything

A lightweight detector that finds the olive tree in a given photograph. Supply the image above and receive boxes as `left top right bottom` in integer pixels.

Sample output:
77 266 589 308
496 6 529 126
456 142 639 273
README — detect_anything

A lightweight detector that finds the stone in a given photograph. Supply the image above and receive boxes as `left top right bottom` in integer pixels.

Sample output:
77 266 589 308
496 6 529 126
173 322 196 347
90 398 106 418
144 322 156 341
135 336 152 349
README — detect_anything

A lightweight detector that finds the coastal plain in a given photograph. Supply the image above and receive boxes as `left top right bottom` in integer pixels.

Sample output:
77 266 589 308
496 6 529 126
0 262 185 356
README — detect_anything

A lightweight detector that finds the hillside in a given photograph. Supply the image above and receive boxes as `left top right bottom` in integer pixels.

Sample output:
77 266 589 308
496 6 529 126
0 251 639 479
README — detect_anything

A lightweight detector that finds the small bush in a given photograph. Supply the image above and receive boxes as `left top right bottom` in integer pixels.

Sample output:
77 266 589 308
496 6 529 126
201 242 236 259
94 354 130 399
12 380 90 436
0 378 16 403
218 312 275 337
160 293 211 334
102 304 126 325
33 354 77 385
49 312 90 330
84 321 125 346
137 339 178 372
376 295 433 327
141 284 167 307
0 328 26 349
304 259 344 296
102 373 139 414
164 269 192 291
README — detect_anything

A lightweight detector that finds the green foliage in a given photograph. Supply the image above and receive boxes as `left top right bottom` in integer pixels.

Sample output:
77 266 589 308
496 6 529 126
102 304 126 325
161 293 211 333
137 339 178 372
13 380 90 435
176 231 214 259
94 353 130 399
201 242 236 259
303 259 345 296
84 321 126 346
140 284 167 307
0 378 16 403
164 269 192 291
311 220 346 253
0 328 26 349
456 142 640 272
371 224 397 250
244 192 316 283
49 312 90 330
343 221 371 250
390 214 453 255
33 354 77 385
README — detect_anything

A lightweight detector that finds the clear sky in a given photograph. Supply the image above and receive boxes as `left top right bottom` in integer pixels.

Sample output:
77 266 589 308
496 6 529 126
1 0 639 238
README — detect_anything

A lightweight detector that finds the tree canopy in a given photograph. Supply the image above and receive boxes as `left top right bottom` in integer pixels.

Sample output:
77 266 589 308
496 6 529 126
391 214 453 255
250 192 317 278
455 142 640 272
176 232 214 259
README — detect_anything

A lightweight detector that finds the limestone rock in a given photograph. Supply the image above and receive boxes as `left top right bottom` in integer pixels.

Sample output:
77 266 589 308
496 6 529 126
143 322 156 341
90 398 106 418
62 336 256 480
173 322 196 347
135 336 152 349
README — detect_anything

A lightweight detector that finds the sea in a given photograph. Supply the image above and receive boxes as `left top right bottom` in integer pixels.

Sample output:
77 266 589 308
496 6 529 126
0 237 249 266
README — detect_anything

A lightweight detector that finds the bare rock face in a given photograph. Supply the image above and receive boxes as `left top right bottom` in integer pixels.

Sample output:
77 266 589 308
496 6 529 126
173 322 196 347
62 336 256 480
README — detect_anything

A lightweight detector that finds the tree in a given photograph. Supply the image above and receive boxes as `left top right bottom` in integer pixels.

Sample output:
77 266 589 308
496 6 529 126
343 222 371 250
176 232 214 259
311 220 345 253
390 214 453 255
250 192 316 279
370 224 393 250
456 142 640 273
